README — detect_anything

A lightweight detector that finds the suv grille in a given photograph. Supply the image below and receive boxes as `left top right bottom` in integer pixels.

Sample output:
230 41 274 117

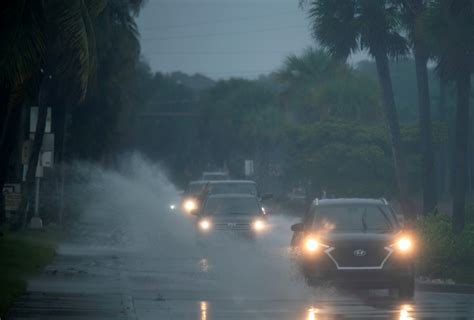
327 244 391 268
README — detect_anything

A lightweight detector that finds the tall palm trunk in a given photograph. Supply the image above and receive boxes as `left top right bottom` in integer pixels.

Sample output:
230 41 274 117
438 77 449 196
374 51 410 215
452 68 470 233
414 46 437 214
14 73 52 229
0 86 24 225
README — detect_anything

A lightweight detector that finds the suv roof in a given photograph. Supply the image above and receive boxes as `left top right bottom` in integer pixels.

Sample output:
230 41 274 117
207 180 255 184
313 198 388 206
202 171 228 174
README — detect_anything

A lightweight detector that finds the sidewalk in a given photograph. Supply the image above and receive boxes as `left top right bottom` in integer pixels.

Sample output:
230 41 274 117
7 222 137 320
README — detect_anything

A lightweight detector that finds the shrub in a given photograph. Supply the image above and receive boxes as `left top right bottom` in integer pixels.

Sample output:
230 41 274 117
416 214 474 283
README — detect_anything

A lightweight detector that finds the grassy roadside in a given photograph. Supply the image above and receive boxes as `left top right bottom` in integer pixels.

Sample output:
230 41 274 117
416 214 474 284
0 227 61 318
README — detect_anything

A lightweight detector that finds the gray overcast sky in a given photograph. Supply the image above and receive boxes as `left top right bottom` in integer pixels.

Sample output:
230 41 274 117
137 0 367 79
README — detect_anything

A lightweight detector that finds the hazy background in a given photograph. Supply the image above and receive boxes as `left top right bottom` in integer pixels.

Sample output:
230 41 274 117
137 0 367 79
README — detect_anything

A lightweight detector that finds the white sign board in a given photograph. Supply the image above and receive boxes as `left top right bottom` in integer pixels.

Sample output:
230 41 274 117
244 160 254 176
30 107 52 133
3 183 21 211
41 151 54 167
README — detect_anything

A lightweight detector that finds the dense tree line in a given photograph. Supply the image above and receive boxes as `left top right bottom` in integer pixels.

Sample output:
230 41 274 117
1 0 473 236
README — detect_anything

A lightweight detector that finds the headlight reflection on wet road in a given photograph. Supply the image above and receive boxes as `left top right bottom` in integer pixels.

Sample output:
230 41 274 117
306 306 319 320
399 304 414 320
198 258 210 272
200 301 208 320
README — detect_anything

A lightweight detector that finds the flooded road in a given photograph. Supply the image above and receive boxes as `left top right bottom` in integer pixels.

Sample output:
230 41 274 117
7 159 474 319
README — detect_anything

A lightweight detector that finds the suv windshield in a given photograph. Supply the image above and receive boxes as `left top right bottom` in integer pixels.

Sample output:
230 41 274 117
209 183 257 196
312 205 395 233
203 197 261 215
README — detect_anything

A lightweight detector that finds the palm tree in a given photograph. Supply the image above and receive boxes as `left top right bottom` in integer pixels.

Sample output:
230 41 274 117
1 0 145 227
276 48 346 122
397 0 437 214
16 0 95 227
0 0 46 225
277 48 381 123
422 0 474 232
305 0 411 213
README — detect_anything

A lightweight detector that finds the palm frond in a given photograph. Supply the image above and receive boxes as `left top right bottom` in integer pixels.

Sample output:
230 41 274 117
43 0 91 103
308 0 358 60
420 0 474 80
0 0 46 89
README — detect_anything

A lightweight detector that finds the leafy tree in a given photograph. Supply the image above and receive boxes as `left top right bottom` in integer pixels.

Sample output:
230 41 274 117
276 48 380 123
282 121 395 198
305 0 411 213
421 0 474 232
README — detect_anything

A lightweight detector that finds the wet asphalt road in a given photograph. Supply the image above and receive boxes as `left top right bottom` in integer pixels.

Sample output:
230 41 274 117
7 200 474 320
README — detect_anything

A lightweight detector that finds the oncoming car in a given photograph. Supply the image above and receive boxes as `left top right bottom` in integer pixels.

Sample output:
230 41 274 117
291 198 415 298
195 194 267 240
180 180 270 214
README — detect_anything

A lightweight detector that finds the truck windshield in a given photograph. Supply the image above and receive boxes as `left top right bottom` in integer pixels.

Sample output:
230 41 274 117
209 183 257 195
204 197 260 215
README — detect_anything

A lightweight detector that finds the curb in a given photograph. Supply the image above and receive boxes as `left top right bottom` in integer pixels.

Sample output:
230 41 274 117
416 281 474 294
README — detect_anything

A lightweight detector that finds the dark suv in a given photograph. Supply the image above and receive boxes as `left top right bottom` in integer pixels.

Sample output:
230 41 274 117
195 194 267 240
291 198 415 298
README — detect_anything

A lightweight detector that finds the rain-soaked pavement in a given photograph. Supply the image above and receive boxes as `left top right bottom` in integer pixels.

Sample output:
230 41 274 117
6 163 474 319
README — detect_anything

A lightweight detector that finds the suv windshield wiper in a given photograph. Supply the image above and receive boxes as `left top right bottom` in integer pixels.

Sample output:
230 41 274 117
361 211 368 233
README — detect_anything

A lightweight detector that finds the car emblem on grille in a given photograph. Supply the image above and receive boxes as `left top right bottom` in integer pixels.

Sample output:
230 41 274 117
227 223 237 228
353 249 367 257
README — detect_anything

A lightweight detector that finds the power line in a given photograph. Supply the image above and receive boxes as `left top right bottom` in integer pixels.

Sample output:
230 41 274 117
141 24 307 41
139 11 294 32
144 50 295 56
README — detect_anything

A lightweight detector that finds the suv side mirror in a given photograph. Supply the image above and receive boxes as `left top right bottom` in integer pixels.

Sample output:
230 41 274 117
291 222 305 232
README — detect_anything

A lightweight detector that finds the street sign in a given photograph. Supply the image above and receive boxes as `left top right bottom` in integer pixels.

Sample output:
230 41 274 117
244 160 254 176
35 164 44 178
2 183 21 211
41 151 54 167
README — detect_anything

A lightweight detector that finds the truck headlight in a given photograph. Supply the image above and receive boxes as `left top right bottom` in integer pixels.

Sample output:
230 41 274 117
199 219 212 231
252 219 265 232
183 199 197 213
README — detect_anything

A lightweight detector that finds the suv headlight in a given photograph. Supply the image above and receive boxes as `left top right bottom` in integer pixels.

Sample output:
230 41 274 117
396 237 413 252
390 235 414 254
304 237 329 254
